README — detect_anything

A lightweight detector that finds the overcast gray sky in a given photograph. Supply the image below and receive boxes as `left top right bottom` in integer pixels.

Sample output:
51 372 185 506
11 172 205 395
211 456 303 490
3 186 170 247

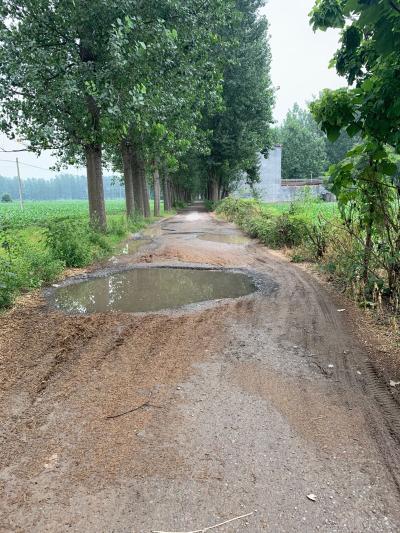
0 0 344 179
263 0 344 122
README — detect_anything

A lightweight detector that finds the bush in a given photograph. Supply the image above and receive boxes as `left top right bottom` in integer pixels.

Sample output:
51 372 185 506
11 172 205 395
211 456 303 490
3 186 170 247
204 199 221 212
217 198 309 248
45 219 94 267
107 215 128 237
1 193 12 203
173 200 187 209
0 229 64 309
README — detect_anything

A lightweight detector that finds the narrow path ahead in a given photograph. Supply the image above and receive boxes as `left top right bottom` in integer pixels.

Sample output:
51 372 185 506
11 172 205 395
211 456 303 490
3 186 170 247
1 209 400 532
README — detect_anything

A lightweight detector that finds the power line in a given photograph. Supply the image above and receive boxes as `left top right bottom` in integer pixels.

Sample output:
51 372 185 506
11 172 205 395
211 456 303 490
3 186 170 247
0 158 56 172
0 145 29 153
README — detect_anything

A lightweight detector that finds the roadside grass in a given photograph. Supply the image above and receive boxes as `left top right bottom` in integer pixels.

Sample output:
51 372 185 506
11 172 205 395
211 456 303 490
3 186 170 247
216 197 398 315
261 200 339 218
0 200 174 309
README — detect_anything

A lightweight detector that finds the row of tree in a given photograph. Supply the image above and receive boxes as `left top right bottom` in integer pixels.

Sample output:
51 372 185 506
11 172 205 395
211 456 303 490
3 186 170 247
275 103 358 180
0 174 124 201
0 0 274 229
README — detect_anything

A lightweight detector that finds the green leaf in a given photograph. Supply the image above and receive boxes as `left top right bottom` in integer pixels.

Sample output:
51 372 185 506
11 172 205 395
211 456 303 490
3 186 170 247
346 122 361 137
378 161 398 176
326 126 341 142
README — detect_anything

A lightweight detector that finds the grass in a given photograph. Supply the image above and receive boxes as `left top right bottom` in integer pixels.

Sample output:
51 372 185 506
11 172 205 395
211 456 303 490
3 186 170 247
261 201 339 219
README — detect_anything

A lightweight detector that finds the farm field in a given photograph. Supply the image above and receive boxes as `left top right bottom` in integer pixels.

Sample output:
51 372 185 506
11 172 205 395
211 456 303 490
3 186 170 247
0 199 164 229
261 200 339 218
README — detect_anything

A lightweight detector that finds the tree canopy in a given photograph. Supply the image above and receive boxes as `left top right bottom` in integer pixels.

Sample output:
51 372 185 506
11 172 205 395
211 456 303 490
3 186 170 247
0 0 274 223
275 103 358 179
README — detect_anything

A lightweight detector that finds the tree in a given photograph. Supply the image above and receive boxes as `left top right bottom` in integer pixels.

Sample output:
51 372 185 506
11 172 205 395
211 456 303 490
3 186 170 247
309 0 400 148
105 0 232 216
0 1 148 228
279 104 327 179
309 0 400 303
0 1 226 226
200 0 275 200
325 130 360 167
1 193 12 203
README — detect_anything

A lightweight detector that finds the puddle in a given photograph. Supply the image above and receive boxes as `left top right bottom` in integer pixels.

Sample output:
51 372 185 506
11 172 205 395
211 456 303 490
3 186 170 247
49 268 256 314
198 233 250 245
116 239 151 255
142 226 162 238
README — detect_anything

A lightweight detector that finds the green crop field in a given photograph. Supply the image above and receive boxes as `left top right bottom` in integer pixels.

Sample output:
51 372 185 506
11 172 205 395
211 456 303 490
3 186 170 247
0 200 129 229
261 201 339 219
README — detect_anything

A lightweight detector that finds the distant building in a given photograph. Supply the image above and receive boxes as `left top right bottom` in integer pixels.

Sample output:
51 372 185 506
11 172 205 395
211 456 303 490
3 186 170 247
257 146 334 202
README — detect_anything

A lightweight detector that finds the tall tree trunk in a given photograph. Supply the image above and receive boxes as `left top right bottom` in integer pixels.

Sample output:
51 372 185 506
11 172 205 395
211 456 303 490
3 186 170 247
153 161 161 217
85 144 106 230
162 173 171 212
130 147 144 216
138 154 150 218
170 184 176 207
210 176 219 203
121 141 135 218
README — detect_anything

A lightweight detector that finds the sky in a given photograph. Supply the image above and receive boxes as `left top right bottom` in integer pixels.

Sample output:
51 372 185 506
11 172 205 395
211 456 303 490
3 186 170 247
262 0 344 123
0 0 344 179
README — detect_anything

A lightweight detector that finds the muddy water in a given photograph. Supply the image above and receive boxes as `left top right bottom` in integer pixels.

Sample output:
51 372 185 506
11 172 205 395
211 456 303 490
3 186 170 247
198 233 250 245
49 268 255 314
115 239 151 255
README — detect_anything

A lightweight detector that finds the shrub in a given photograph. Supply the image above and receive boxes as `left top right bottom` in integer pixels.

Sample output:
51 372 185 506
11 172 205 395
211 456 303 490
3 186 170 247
217 198 308 248
204 199 221 212
0 229 64 309
45 219 94 267
173 200 187 209
107 215 128 237
1 193 12 203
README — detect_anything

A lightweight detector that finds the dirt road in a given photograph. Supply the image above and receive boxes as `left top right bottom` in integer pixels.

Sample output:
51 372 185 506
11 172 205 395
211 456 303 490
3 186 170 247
1 207 400 532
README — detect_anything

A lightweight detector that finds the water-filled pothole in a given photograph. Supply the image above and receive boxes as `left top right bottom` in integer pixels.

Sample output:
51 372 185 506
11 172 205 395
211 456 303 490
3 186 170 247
198 233 250 245
48 267 256 314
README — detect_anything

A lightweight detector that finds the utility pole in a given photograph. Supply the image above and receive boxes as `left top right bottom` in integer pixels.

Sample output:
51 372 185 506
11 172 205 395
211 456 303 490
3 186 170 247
16 157 24 210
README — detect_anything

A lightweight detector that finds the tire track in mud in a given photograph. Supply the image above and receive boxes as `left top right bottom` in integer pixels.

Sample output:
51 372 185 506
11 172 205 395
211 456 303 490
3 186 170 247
252 244 400 494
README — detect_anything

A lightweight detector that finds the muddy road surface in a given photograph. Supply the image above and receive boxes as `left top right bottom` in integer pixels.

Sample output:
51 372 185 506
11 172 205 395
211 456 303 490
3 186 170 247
1 206 400 532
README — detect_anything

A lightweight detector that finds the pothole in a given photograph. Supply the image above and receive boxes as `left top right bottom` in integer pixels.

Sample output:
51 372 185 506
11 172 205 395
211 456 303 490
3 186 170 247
115 239 151 255
48 267 256 314
198 233 250 245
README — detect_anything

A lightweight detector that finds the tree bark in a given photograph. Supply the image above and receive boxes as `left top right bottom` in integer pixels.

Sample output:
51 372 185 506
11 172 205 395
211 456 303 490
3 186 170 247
153 162 161 217
211 177 219 203
121 141 135 218
162 173 171 212
85 144 106 230
130 147 144 216
138 153 150 218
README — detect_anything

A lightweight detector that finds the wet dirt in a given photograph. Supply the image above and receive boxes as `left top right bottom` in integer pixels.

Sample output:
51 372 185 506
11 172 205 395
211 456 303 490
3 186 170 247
115 239 152 256
1 208 400 532
47 267 256 314
198 233 251 245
